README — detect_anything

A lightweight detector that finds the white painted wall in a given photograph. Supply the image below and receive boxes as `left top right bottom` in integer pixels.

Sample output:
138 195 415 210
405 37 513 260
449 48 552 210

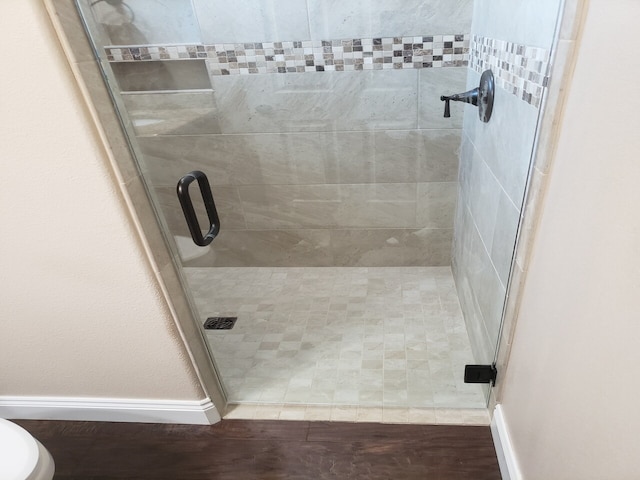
500 0 640 477
0 0 204 401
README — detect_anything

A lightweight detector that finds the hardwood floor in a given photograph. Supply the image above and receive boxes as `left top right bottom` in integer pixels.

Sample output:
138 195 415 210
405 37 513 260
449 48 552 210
15 419 501 479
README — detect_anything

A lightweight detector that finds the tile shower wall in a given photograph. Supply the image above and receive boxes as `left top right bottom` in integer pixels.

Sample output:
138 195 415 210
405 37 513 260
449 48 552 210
452 0 561 363
85 0 474 267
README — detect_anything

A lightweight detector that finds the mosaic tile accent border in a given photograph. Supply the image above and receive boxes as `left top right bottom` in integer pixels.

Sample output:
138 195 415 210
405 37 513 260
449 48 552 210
470 35 550 108
105 34 469 74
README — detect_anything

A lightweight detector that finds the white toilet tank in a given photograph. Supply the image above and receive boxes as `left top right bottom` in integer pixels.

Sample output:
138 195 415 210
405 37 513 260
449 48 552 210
0 419 54 480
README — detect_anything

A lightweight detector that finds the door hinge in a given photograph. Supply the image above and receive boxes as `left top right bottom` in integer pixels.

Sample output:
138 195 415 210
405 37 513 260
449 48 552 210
464 364 497 386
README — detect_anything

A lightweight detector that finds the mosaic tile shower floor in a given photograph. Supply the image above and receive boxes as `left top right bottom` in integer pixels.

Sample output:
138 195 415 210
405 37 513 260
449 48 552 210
185 266 486 419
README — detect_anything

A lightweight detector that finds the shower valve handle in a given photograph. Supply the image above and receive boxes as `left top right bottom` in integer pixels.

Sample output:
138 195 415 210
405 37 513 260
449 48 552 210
440 89 478 117
440 69 495 123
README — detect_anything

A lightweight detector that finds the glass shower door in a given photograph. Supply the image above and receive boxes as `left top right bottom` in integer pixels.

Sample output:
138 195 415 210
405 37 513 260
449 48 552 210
73 0 554 413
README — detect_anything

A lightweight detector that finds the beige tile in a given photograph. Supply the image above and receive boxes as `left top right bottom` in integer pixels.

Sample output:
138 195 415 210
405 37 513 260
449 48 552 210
382 407 410 424
122 174 175 271
138 130 452 187
138 133 331 187
238 183 417 230
154 185 246 237
182 229 333 267
473 252 507 345
515 167 548 271
74 61 141 183
331 405 358 422
224 403 257 419
279 405 307 420
50 0 98 62
371 130 420 183
253 404 285 420
417 130 462 182
81 0 201 45
330 228 453 267
122 92 221 135
308 0 472 39
434 408 490 425
533 39 573 176
490 193 521 285
419 68 468 129
408 407 437 424
463 70 539 208
417 182 458 229
185 267 487 415
210 70 418 133
304 406 332 421
357 407 384 423
471 0 558 50
195 0 309 44
559 0 586 41
467 148 502 252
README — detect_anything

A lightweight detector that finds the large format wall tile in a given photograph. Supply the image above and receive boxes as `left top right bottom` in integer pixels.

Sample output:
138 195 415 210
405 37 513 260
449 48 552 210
463 69 538 207
154 174 457 267
78 0 201 46
122 92 221 135
176 227 452 268
308 0 472 40
92 1 470 269
154 185 247 234
490 194 520 285
468 238 506 344
138 134 329 186
466 141 501 252
183 229 334 267
238 184 417 229
330 228 452 267
452 208 494 364
471 0 561 49
417 182 457 228
418 68 468 129
456 133 474 205
209 69 418 133
139 132 367 186
452 203 505 360
138 130 460 187
193 0 310 44
417 130 461 182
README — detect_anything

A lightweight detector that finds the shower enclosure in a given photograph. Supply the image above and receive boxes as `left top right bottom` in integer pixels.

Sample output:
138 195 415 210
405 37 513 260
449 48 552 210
72 0 563 417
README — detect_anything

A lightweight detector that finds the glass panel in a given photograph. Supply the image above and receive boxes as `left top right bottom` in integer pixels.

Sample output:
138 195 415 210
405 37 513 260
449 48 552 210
84 0 201 45
75 0 562 411
452 0 564 398
121 92 221 135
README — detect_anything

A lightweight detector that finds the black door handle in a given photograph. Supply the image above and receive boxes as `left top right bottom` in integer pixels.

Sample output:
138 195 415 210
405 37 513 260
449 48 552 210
176 171 220 247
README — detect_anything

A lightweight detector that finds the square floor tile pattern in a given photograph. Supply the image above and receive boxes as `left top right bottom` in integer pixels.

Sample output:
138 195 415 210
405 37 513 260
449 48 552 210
184 266 485 409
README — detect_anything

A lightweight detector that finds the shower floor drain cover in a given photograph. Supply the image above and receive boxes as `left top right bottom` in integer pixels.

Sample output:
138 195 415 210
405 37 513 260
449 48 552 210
203 317 237 330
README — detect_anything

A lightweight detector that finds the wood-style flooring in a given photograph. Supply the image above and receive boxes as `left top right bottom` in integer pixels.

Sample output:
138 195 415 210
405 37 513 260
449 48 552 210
15 419 501 479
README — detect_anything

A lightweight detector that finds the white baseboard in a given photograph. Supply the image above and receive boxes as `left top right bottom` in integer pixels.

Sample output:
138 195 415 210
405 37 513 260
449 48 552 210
491 405 522 480
0 396 221 425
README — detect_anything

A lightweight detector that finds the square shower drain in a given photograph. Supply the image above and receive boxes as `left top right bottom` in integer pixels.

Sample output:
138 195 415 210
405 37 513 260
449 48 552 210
203 317 237 330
